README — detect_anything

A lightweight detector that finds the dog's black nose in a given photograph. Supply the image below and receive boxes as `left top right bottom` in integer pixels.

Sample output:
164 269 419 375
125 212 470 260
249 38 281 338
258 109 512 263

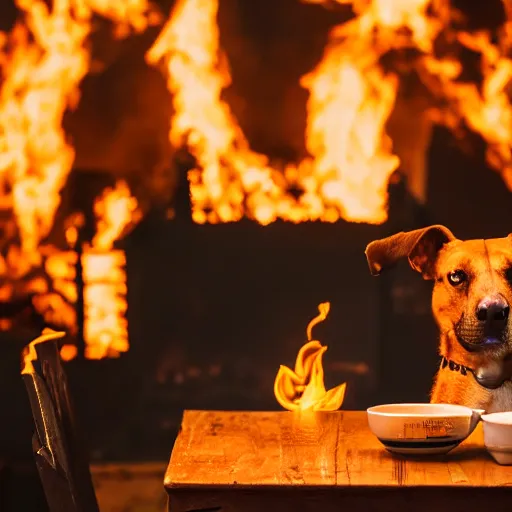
476 295 510 324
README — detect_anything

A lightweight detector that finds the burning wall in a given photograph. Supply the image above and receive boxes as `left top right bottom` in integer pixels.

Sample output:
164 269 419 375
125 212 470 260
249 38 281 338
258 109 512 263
0 0 512 363
148 0 512 224
0 0 159 357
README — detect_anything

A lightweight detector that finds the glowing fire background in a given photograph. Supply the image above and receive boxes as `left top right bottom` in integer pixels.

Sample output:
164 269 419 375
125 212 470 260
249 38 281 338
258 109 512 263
1 0 512 359
1 0 512 508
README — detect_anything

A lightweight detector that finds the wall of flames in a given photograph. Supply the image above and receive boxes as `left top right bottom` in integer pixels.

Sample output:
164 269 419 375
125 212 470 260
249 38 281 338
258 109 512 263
148 0 512 224
2 0 512 361
0 0 159 359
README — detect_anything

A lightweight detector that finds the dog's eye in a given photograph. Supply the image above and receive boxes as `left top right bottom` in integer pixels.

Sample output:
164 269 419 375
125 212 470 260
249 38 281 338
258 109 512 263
447 270 467 286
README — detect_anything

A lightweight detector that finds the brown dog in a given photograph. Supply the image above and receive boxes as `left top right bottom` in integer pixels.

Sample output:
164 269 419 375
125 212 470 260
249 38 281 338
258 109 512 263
365 225 512 412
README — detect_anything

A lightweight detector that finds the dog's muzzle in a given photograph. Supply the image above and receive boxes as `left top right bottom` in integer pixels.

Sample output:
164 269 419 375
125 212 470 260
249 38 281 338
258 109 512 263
455 295 510 351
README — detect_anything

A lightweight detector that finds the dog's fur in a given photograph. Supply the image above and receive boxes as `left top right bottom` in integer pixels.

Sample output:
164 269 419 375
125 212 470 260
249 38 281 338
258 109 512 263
366 225 512 412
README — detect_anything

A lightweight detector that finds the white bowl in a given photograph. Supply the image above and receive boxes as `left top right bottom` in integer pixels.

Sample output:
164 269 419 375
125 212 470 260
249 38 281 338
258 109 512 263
367 403 483 455
481 411 512 465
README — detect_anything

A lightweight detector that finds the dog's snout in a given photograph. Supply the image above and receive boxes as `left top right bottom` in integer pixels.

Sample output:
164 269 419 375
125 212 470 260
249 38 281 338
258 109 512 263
476 295 510 324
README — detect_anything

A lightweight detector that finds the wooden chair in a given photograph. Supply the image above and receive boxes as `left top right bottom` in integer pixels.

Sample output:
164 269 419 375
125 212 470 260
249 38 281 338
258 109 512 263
22 331 100 512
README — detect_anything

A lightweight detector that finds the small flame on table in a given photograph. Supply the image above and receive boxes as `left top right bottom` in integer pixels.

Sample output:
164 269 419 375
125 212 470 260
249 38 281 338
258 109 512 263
274 302 346 411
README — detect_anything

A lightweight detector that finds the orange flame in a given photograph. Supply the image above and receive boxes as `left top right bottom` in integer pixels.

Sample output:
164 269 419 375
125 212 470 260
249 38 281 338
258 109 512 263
21 328 65 375
274 302 347 411
422 22 512 189
33 247 78 334
146 0 401 225
82 249 129 359
92 181 141 251
82 181 140 359
0 0 159 256
60 343 78 361
298 0 449 221
149 0 512 222
0 2 157 361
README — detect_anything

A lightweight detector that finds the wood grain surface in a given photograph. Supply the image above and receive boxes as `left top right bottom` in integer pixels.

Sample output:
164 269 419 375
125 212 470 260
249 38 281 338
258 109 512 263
165 410 512 511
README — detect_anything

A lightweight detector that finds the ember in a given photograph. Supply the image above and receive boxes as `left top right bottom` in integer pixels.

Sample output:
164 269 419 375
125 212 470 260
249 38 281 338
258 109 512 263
274 302 347 411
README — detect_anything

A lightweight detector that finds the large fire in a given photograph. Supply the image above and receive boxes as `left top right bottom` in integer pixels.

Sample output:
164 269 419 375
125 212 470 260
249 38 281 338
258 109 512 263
148 0 512 224
0 0 158 254
274 302 347 411
2 0 512 362
0 0 156 357
146 0 399 225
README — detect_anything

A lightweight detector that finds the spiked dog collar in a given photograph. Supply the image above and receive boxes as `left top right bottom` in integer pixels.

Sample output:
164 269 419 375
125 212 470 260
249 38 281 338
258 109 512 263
440 356 512 390
440 356 471 376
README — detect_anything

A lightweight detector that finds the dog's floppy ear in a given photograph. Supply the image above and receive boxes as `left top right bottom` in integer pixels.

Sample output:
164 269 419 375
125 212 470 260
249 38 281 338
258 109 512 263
365 224 456 279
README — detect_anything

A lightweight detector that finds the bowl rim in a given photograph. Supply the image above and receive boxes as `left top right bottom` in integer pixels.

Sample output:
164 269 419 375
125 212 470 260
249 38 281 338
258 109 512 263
481 411 512 425
367 402 473 418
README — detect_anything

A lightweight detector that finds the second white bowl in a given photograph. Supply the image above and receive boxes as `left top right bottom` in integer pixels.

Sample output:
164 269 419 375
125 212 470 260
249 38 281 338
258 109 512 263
481 411 512 465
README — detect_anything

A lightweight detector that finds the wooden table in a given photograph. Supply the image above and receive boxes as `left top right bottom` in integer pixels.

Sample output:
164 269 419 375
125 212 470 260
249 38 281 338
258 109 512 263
165 411 512 512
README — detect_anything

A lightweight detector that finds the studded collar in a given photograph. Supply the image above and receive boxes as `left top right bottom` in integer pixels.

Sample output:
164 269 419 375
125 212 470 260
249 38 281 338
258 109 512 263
440 355 512 390
440 356 471 376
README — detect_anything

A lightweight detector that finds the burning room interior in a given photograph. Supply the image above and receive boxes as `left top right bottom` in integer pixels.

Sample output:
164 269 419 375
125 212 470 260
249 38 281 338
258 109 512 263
1 0 512 510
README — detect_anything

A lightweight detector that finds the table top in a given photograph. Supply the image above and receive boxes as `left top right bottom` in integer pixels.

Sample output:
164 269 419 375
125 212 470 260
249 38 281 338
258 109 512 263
165 410 512 488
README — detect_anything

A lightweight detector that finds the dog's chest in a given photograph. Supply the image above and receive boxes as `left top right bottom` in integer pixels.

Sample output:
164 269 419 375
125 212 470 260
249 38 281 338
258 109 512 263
487 382 512 412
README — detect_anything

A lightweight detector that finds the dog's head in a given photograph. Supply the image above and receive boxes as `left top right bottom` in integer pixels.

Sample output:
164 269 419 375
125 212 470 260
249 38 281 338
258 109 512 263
366 225 512 358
